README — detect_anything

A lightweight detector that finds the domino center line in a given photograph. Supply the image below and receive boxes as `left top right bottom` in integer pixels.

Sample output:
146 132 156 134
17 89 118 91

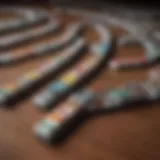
0 23 84 65
0 38 86 106
33 24 113 110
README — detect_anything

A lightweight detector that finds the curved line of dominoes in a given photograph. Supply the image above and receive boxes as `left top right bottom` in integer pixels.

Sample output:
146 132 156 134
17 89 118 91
0 23 84 65
0 19 60 50
0 38 86 106
108 36 160 70
34 63 160 144
33 24 113 143
33 24 113 110
0 7 48 34
54 7 160 71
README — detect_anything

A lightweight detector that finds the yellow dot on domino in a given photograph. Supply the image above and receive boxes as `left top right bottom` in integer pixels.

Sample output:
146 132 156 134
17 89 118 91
60 72 78 85
25 71 38 80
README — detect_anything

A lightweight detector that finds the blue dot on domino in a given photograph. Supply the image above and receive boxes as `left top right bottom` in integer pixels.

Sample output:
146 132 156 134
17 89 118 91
48 82 67 92
94 43 109 56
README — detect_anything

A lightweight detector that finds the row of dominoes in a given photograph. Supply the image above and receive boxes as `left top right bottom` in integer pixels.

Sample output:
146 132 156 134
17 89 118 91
0 23 112 107
0 8 114 145
0 23 84 65
0 7 48 34
0 7 159 69
109 37 160 70
0 6 160 145
34 65 160 144
55 7 160 70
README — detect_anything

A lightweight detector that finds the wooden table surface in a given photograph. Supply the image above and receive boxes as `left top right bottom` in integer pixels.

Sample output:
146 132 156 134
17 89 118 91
0 8 160 160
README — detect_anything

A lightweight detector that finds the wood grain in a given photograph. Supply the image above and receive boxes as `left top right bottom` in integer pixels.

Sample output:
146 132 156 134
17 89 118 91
0 9 160 160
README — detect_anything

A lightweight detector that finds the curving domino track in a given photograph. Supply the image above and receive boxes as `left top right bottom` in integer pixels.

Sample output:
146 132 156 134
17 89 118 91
33 24 113 110
0 23 84 65
0 39 86 106
0 19 60 50
108 36 160 70
1 6 160 146
0 7 88 105
34 63 160 144
55 7 160 71
32 7 160 145
33 23 114 143
0 7 48 34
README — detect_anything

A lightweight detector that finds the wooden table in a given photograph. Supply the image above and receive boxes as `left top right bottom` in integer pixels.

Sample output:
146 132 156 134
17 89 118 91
0 9 160 160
